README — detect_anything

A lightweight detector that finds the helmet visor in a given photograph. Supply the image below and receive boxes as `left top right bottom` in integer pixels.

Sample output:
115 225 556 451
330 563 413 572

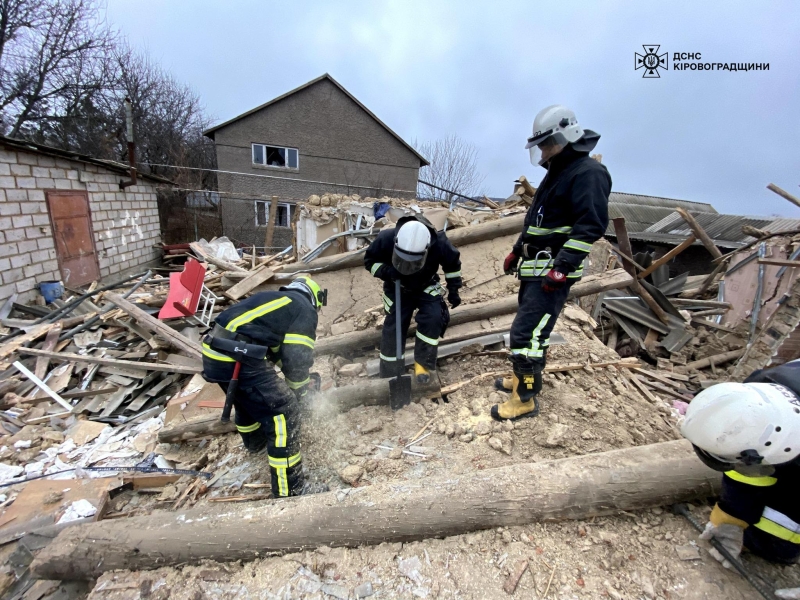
392 246 427 275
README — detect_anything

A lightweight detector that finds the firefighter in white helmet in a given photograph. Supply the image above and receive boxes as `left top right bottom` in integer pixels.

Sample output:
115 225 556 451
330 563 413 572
493 105 611 421
681 360 800 567
364 214 462 382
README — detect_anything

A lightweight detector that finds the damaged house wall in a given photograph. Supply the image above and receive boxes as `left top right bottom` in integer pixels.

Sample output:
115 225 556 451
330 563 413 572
0 137 164 304
205 75 427 250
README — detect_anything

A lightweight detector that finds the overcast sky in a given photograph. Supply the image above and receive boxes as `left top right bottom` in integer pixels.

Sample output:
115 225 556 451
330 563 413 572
106 0 799 216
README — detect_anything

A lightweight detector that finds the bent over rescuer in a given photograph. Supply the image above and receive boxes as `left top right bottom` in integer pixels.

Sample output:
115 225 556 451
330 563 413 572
201 276 327 497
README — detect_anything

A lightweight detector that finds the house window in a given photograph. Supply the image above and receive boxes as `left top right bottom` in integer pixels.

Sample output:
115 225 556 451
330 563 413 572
252 144 299 169
255 201 293 227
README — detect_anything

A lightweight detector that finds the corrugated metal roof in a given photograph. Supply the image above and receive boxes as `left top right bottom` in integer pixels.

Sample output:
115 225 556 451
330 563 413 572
607 204 678 234
608 191 717 213
617 211 800 248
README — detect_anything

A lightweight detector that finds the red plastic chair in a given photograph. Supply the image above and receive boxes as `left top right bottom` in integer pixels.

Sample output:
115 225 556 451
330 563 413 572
158 259 217 324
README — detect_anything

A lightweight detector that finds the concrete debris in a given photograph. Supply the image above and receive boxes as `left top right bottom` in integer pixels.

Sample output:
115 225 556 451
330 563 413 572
339 465 365 486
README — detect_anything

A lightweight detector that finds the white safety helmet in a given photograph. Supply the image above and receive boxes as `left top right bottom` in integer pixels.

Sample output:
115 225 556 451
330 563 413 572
681 381 800 475
393 220 431 276
525 105 584 166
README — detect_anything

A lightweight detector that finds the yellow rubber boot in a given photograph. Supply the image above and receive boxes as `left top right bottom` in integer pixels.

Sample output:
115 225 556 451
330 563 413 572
490 373 540 421
414 362 431 384
494 376 513 392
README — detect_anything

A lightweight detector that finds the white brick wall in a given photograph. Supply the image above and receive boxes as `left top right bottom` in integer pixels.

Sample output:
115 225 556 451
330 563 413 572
0 143 163 303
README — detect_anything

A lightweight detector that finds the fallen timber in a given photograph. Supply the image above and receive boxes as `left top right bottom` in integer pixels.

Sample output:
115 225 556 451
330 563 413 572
31 439 720 580
315 269 634 357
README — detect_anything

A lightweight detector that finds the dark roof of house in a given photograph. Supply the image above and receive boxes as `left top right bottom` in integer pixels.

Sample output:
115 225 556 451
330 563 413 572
203 73 429 167
630 211 800 248
0 135 174 185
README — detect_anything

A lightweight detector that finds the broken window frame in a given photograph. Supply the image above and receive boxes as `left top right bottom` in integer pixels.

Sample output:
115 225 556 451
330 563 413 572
251 143 299 170
255 201 293 228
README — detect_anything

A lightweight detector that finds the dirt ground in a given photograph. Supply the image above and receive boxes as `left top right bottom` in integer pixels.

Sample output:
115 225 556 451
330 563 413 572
82 304 800 600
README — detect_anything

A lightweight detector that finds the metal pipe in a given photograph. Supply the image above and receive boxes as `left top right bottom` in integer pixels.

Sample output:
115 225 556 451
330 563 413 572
119 98 138 190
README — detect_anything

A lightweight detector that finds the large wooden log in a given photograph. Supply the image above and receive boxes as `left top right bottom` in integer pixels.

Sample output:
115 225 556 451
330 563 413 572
315 269 634 356
30 439 720 580
278 213 527 278
157 380 441 443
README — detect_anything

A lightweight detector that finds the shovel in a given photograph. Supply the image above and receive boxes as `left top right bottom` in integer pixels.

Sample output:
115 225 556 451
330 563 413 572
389 279 412 410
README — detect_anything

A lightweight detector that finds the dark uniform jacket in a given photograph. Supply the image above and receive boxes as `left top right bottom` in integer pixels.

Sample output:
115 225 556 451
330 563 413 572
513 132 611 281
201 290 317 391
364 215 463 296
713 360 800 564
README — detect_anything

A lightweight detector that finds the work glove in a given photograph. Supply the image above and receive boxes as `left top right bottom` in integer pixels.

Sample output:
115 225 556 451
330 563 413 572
377 264 402 282
503 251 520 275
447 289 461 309
700 521 744 569
542 270 568 293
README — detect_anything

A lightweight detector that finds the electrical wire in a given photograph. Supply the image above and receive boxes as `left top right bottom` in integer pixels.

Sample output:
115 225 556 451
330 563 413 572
139 162 420 195
0 465 213 489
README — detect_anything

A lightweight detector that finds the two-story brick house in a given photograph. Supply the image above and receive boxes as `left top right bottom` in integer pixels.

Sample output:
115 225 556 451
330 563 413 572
203 73 428 250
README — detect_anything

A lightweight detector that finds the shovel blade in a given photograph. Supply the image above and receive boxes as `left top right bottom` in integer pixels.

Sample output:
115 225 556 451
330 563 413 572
389 374 412 410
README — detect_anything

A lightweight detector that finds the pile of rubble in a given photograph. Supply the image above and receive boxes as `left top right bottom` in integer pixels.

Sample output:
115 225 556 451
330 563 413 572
1 187 800 599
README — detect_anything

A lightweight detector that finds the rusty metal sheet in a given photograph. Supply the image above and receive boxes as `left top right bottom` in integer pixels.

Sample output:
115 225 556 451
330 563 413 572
46 191 100 287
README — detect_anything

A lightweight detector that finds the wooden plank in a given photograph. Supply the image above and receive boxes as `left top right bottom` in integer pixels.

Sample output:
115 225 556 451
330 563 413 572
626 371 660 403
638 376 693 401
17 348 201 374
767 183 800 209
104 293 202 359
0 477 118 544
633 368 683 390
691 318 738 334
189 242 247 273
224 265 276 301
638 235 696 279
675 208 722 260
34 324 63 379
60 387 119 399
0 322 56 361
757 258 800 268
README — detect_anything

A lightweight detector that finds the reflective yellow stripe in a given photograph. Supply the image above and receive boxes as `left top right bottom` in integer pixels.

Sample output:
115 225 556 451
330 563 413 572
423 284 443 296
754 518 800 544
380 353 401 361
370 262 384 276
227 297 292 332
268 452 302 469
201 342 236 362
526 226 573 235
285 376 310 390
725 470 778 487
511 313 550 358
444 271 462 279
270 345 280 353
284 333 315 349
274 415 287 448
563 239 593 252
416 331 439 346
236 422 261 433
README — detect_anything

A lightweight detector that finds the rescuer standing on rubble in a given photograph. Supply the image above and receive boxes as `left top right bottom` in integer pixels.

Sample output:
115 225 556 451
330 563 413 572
364 214 462 383
492 105 611 421
201 276 327 497
681 360 800 569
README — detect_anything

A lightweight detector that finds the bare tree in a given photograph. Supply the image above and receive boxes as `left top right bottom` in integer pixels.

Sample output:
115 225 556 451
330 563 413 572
416 134 486 202
0 0 114 138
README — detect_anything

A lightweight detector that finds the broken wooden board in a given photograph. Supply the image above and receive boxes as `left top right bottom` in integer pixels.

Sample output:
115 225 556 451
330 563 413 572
17 348 201 374
0 476 119 545
0 322 56 362
224 265 276 301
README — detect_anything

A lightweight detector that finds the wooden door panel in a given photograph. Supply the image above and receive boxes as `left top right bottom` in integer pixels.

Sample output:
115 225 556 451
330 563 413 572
46 192 100 287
